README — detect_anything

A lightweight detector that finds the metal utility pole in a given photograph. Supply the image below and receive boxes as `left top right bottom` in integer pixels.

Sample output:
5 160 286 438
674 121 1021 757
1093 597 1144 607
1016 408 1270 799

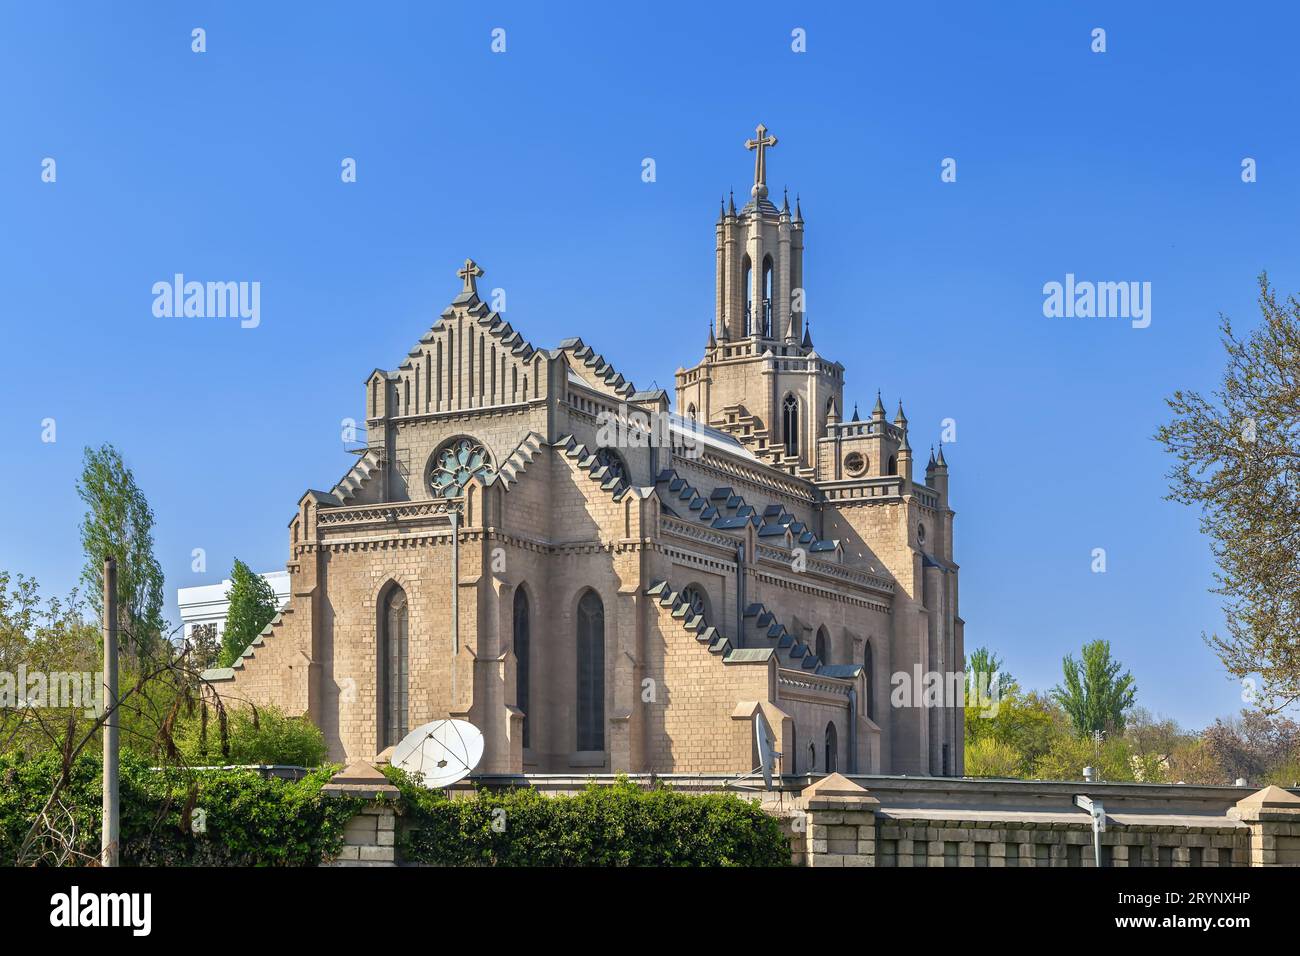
1075 794 1106 868
101 557 119 867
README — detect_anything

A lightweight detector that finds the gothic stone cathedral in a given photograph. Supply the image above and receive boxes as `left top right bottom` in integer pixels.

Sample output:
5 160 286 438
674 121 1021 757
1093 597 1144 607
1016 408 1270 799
205 127 965 778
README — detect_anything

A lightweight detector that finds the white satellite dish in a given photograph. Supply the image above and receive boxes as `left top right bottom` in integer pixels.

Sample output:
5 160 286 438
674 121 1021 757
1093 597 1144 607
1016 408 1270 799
729 711 782 791
391 718 484 789
755 711 780 789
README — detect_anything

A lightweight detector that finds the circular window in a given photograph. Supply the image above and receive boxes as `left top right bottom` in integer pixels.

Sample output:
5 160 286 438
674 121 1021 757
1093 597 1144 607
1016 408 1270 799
681 585 708 619
428 438 493 498
917 522 927 545
844 451 867 476
595 447 627 484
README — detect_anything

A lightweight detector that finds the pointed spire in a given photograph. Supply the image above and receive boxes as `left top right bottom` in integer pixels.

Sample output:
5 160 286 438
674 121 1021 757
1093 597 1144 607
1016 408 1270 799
851 403 860 423
782 186 790 214
894 401 908 427
871 390 885 419
794 193 803 222
707 322 717 350
936 442 948 468
718 197 726 221
827 398 839 424
801 319 813 350
728 190 736 215
927 446 937 469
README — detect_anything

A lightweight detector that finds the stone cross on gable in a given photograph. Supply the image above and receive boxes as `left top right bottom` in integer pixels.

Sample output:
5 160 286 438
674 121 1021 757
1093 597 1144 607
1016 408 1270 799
457 258 484 296
745 124 778 198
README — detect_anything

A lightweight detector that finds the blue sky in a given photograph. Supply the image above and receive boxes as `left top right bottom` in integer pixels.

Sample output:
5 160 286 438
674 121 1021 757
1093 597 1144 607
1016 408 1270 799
2 2 1296 729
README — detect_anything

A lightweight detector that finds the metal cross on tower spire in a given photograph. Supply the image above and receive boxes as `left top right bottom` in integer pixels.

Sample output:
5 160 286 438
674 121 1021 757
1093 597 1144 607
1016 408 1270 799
744 124 778 200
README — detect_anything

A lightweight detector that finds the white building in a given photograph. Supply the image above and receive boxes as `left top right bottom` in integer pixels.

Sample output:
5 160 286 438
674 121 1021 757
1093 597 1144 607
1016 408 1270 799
177 570 291 647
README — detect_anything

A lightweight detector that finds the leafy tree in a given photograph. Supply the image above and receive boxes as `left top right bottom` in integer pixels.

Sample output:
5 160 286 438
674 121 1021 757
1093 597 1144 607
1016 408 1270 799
173 704 327 766
1033 732 1138 782
1156 274 1300 714
965 737 1023 778
965 690 1065 777
0 572 99 675
1052 640 1136 737
76 444 165 657
187 623 220 671
964 646 1017 740
218 559 279 668
1202 709 1300 785
0 573 101 756
1165 737 1229 786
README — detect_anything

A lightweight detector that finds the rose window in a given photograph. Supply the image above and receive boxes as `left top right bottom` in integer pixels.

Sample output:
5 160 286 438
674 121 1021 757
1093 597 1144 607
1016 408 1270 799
429 439 493 498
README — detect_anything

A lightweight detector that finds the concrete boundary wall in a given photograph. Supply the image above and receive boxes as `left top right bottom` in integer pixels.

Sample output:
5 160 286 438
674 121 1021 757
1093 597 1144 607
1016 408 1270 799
325 763 1300 867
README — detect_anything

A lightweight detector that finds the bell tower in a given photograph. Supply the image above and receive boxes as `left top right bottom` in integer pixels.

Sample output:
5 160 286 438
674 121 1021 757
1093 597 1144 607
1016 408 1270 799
715 124 806 344
678 125 843 477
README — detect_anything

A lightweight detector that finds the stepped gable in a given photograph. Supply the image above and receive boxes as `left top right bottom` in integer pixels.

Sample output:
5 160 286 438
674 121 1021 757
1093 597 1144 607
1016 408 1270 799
645 579 774 665
200 604 296 682
417 285 539 367
331 447 383 503
710 402 817 480
486 432 547 490
378 261 548 423
556 337 644 400
645 580 853 678
654 468 839 553
552 435 655 503
741 600 845 675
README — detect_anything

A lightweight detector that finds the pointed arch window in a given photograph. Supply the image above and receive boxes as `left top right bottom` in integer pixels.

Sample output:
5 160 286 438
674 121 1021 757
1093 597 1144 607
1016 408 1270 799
379 585 409 749
761 256 774 337
815 626 829 665
887 455 897 476
576 590 605 751
742 255 754 336
514 586 531 748
825 722 838 773
783 394 799 459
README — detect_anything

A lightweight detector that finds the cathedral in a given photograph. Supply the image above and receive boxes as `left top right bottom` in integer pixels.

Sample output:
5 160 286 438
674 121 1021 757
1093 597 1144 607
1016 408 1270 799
205 127 965 778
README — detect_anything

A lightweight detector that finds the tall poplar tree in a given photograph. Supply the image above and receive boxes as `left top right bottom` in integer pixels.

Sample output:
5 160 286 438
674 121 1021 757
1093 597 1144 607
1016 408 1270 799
76 443 166 657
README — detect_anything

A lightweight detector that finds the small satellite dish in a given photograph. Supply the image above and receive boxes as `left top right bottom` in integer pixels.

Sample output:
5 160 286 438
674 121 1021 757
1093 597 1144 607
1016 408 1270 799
391 718 484 789
755 711 780 789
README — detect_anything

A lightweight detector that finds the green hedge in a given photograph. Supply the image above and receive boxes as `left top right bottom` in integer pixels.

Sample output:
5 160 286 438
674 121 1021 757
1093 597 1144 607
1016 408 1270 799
0 750 360 866
0 751 791 867
391 772 791 867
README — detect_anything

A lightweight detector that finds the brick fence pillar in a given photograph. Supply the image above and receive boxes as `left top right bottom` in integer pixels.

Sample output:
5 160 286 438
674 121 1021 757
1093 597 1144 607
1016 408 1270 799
321 760 401 867
800 773 880 867
1230 785 1300 867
